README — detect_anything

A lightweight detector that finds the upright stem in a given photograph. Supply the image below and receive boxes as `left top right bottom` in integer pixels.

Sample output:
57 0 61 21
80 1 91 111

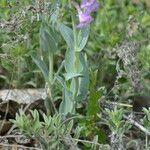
49 54 53 84
45 53 57 115
69 0 79 112
73 78 79 99
69 0 77 51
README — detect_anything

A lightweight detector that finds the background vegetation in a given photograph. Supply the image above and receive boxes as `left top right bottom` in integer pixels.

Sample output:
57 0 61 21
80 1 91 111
0 0 150 149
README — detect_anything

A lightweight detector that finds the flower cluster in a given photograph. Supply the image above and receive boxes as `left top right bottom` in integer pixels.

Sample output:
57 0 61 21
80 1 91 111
73 0 99 28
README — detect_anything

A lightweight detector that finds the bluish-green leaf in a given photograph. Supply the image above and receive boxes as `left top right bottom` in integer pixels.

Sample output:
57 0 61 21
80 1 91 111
59 89 74 115
77 27 90 51
55 75 65 88
64 72 83 81
31 53 49 81
77 53 89 101
40 23 57 54
58 23 74 49
65 49 83 75
65 48 74 74
75 52 84 73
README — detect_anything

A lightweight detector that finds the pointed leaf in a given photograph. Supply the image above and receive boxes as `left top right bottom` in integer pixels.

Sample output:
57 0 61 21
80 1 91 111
77 27 90 51
59 89 74 115
40 23 57 54
64 72 83 81
31 53 49 81
58 23 74 49
64 48 74 73
77 53 89 101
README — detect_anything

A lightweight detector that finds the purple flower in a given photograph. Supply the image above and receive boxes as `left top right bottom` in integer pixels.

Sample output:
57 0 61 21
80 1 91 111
77 9 94 28
78 11 94 23
81 0 99 13
72 0 99 28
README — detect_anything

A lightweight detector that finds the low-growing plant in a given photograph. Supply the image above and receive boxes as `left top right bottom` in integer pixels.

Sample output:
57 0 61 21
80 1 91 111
141 107 150 149
104 107 131 150
11 109 82 150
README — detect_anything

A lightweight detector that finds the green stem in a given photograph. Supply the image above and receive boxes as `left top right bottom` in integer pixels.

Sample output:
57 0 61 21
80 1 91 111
52 61 65 85
69 0 77 51
45 53 57 115
73 77 79 112
69 0 79 113
49 54 53 84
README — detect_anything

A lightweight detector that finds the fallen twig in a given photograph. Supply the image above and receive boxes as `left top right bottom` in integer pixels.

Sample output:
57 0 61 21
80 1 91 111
123 114 150 136
0 143 42 150
61 136 110 149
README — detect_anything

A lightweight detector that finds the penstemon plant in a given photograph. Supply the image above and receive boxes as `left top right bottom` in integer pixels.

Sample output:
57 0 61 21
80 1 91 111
32 1 61 115
32 0 99 115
